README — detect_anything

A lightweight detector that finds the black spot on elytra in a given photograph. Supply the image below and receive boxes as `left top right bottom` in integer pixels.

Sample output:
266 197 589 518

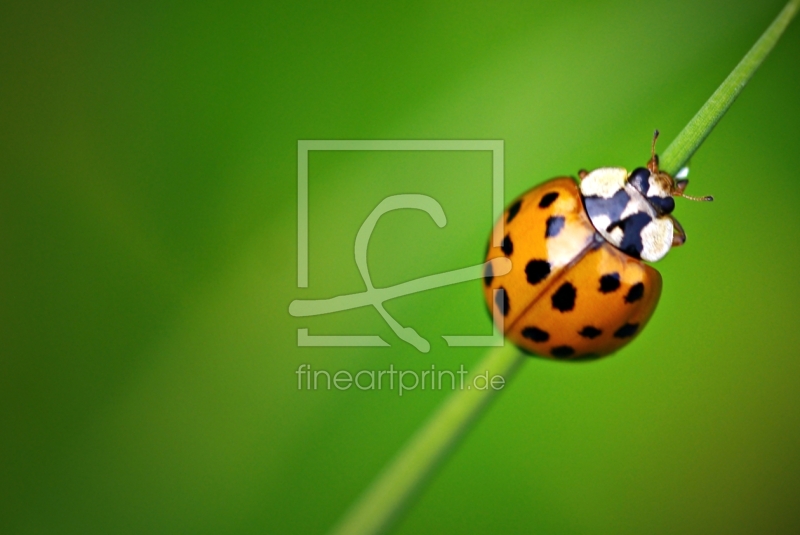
525 260 551 285
539 191 559 208
614 322 639 338
545 216 565 238
495 288 509 317
599 273 621 293
507 200 522 223
579 326 602 339
551 345 575 358
551 282 576 312
607 212 653 259
501 234 513 256
625 282 644 303
522 327 549 342
483 262 493 287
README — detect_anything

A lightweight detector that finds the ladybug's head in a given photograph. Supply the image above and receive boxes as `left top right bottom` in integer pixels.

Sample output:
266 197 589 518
627 130 714 216
579 130 713 262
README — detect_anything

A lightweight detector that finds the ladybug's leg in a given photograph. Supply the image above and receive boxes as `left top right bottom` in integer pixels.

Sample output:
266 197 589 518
670 215 686 246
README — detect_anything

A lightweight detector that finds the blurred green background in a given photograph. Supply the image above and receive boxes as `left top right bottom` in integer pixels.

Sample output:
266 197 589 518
2 0 800 533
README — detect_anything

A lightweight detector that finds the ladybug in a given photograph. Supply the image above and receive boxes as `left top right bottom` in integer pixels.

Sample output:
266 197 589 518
483 132 712 361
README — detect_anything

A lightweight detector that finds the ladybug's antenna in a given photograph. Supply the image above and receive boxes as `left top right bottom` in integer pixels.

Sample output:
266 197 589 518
647 129 660 173
675 192 714 202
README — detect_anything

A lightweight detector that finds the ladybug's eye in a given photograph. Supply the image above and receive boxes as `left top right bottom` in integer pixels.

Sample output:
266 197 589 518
648 195 675 215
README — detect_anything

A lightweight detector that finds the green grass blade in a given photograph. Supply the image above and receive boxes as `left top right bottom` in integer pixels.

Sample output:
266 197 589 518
660 0 799 176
